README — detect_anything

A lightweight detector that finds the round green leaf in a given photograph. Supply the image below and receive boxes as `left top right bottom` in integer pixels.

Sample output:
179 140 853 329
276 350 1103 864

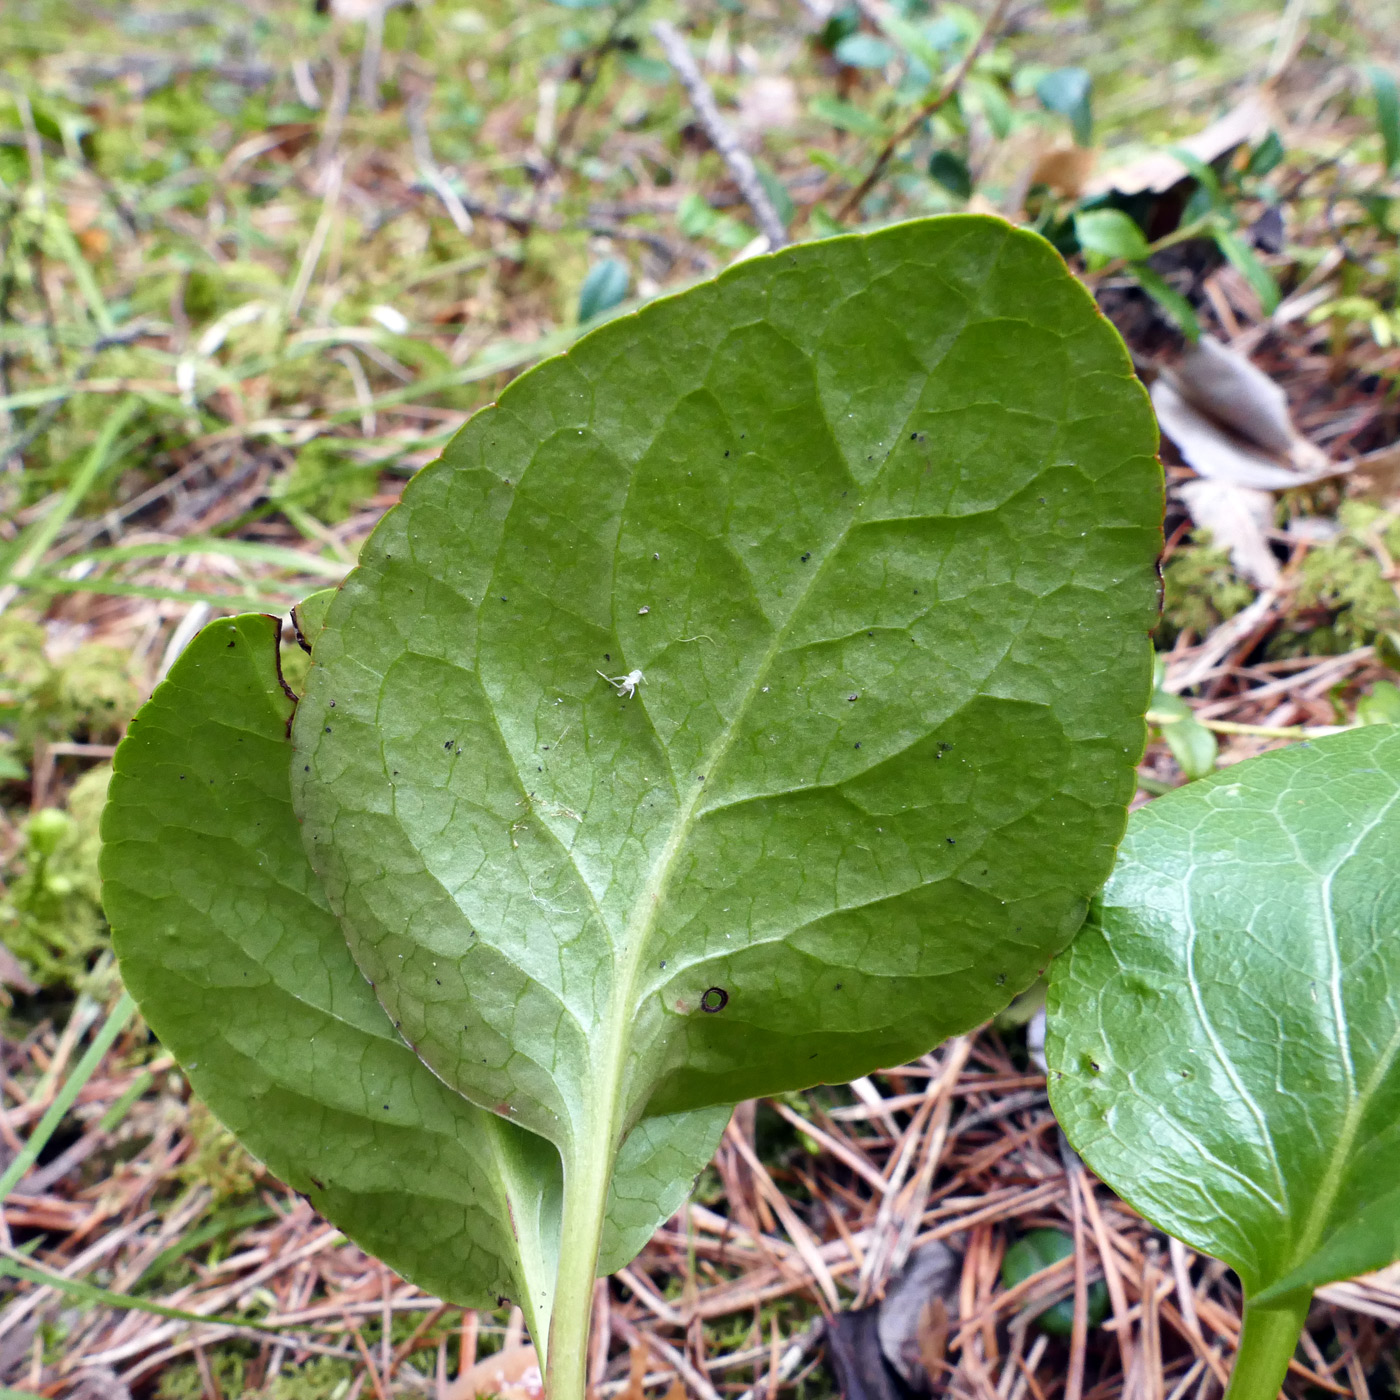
1002 1228 1108 1335
100 614 726 1328
293 215 1161 1187
578 258 630 325
1073 209 1150 263
1047 727 1400 1302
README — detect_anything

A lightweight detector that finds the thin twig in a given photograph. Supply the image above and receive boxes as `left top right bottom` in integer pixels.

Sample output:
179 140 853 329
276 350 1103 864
836 0 1012 220
651 21 788 250
405 96 474 234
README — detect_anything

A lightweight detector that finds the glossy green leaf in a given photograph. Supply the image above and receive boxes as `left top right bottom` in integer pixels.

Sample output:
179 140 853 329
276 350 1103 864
100 614 727 1355
293 215 1161 1382
1212 226 1280 315
1047 726 1400 1307
1130 265 1200 343
1357 679 1400 726
1036 68 1093 147
1148 689 1217 781
578 259 630 325
928 149 972 201
834 33 897 69
1073 209 1150 263
1363 64 1400 174
1002 1228 1108 1335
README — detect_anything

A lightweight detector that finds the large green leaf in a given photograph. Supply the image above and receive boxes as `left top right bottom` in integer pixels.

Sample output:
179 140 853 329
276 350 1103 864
1047 726 1400 1306
100 613 726 1350
291 213 1161 1370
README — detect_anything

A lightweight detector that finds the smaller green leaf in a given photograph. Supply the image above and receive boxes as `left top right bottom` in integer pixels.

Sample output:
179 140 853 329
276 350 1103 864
927 149 972 200
1036 67 1092 147
1213 226 1280 314
1245 130 1286 179
1356 679 1400 726
1002 1229 1107 1336
1130 265 1200 342
291 587 337 654
578 259 630 324
809 95 888 139
1363 63 1400 174
1048 727 1400 1305
1148 691 1217 781
620 54 673 86
1167 146 1225 209
1074 208 1150 262
756 165 795 229
834 33 898 69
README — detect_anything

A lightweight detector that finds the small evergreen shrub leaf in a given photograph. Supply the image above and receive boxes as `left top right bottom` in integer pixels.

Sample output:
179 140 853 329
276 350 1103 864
101 614 727 1338
293 216 1160 1356
1047 727 1400 1304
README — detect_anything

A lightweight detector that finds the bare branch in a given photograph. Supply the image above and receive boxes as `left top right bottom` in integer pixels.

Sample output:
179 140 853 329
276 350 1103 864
651 20 789 251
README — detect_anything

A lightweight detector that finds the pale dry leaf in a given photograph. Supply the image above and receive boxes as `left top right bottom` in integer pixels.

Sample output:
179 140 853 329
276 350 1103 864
1085 91 1274 197
876 1239 962 1388
1178 478 1281 588
1151 380 1323 491
1167 335 1330 478
442 1344 543 1400
1029 141 1096 199
735 75 798 145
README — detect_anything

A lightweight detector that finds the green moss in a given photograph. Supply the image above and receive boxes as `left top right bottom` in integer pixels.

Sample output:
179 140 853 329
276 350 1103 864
1276 502 1400 655
177 1099 264 1204
1157 534 1253 645
0 618 141 766
0 765 111 990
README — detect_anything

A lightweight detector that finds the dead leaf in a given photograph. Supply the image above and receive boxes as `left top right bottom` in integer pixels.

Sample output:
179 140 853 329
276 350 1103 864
1029 141 1096 199
876 1239 962 1391
441 1344 543 1400
736 75 798 146
1085 91 1274 197
915 1298 951 1382
1169 335 1329 477
1151 378 1333 491
1178 478 1281 588
0 944 38 996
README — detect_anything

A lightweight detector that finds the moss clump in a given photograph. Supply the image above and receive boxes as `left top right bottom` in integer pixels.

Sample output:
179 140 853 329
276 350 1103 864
0 765 111 990
1275 502 1400 655
1157 534 1253 646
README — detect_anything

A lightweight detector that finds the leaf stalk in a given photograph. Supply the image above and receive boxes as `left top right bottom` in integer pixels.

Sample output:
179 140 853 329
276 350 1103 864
1225 1293 1311 1400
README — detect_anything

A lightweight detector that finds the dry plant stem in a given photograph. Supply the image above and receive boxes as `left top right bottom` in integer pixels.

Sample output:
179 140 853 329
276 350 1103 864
836 0 1011 220
650 21 788 250
1226 1296 1312 1400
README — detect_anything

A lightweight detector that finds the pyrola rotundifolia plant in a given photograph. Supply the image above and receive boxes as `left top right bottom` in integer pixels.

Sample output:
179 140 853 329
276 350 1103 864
1048 726 1400 1400
102 215 1162 1396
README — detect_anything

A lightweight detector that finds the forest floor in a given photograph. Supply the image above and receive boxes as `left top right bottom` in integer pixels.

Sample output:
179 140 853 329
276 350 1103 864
1 0 1399 1397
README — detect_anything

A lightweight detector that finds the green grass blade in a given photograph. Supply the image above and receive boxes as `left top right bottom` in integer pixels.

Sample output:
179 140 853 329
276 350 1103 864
0 992 137 1202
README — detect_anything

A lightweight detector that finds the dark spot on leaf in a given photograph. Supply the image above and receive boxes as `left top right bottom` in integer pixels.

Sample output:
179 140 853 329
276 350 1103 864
724 450 730 457
996 973 1006 985
946 837 955 845
835 983 842 991
848 694 859 702
310 1175 325 1190
325 726 332 733
660 960 666 969
383 1104 390 1110
800 552 811 562
501 597 508 602
604 653 611 661
227 640 235 648
854 742 861 749
445 740 454 750
701 987 728 1013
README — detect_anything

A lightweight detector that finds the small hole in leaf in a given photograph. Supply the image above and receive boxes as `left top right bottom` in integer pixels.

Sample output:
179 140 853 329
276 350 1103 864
700 987 728 1014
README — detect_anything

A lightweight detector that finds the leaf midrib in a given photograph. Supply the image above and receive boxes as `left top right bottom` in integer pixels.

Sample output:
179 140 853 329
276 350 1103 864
1277 781 1400 1279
